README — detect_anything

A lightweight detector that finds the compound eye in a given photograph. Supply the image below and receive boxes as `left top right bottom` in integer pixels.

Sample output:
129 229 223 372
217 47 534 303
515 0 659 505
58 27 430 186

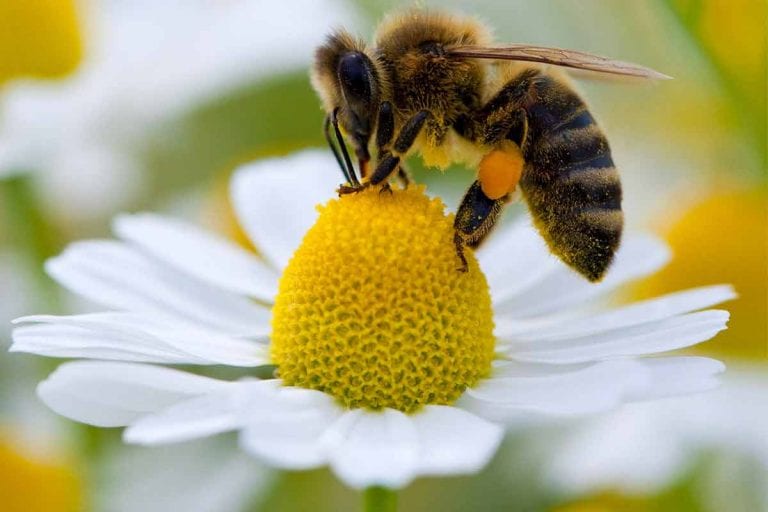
338 52 372 101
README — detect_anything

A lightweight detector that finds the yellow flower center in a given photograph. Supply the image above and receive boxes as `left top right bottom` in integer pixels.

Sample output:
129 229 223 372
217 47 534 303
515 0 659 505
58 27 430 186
270 186 495 412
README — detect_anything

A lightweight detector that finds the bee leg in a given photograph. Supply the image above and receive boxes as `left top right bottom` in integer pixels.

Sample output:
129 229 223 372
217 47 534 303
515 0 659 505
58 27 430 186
475 69 622 281
377 102 413 189
366 151 401 187
376 101 395 151
453 181 506 271
392 111 429 155
337 181 371 195
396 164 412 188
453 232 469 272
365 110 429 188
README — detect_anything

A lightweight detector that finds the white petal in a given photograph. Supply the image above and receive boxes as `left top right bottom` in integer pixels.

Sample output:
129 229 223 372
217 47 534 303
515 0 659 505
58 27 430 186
546 404 691 495
327 409 419 489
466 360 649 418
239 383 343 470
493 234 670 319
546 364 768 496
231 150 339 270
38 362 230 427
12 313 269 366
12 323 198 364
491 359 593 378
630 357 725 400
124 385 252 445
114 213 279 301
46 240 270 336
412 406 503 476
496 284 735 340
504 310 729 364
478 219 560 305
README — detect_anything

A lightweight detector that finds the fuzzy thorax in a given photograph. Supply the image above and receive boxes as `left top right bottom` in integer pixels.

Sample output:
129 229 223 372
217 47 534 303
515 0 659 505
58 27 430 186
270 187 495 413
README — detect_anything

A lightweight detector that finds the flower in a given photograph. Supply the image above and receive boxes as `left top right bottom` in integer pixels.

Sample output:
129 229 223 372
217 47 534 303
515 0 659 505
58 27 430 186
11 150 732 489
0 431 82 512
538 188 768 507
544 363 768 499
0 0 358 214
0 0 82 85
633 189 766 358
100 438 271 512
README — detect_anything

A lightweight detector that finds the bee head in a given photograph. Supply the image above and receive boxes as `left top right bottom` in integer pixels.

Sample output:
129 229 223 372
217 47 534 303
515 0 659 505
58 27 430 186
312 30 382 162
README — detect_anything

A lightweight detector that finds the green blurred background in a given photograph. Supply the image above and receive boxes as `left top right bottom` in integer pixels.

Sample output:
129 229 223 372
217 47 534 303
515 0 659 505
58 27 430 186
0 1 765 511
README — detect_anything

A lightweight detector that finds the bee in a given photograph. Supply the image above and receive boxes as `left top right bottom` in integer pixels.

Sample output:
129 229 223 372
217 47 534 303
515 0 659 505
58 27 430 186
311 10 668 281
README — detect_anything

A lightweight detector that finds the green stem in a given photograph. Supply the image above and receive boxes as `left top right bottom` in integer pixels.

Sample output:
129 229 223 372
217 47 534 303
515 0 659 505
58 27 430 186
363 487 398 512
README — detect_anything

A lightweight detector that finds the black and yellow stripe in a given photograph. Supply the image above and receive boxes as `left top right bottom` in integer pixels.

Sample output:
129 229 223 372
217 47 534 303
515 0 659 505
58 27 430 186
519 72 622 281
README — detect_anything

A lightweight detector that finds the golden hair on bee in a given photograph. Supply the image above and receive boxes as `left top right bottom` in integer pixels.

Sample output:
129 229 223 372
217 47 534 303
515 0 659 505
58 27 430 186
311 9 668 282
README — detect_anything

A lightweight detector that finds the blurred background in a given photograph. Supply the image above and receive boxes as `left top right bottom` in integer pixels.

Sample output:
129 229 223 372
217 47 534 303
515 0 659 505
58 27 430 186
0 0 765 510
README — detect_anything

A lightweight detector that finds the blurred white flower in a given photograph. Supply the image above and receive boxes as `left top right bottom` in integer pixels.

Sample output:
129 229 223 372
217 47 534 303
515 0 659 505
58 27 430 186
545 363 768 496
11 151 731 489
0 252 36 332
0 0 360 216
0 252 63 447
99 438 271 512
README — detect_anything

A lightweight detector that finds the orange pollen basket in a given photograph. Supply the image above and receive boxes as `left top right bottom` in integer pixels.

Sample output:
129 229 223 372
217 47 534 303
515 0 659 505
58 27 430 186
478 143 524 200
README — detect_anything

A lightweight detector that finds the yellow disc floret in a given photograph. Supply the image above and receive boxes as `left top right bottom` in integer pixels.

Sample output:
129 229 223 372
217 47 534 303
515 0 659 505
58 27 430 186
270 186 495 413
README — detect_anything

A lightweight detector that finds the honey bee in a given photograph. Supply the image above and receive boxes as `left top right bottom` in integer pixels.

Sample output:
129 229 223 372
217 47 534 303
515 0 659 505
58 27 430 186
311 10 668 281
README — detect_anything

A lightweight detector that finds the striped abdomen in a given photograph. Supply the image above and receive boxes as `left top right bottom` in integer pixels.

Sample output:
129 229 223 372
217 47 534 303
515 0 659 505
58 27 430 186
519 74 622 281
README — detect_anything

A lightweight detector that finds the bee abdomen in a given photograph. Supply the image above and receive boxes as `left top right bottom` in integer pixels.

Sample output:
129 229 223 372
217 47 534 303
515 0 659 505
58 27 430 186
521 106 623 282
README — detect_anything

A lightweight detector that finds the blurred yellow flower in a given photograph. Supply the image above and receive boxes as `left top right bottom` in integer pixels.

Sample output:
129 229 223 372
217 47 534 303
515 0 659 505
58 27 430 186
0 0 83 84
669 0 767 168
672 0 766 104
553 492 670 512
635 188 767 359
0 433 82 512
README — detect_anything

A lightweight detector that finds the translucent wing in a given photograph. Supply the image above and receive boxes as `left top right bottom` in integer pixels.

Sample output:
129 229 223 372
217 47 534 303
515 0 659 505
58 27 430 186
447 44 671 80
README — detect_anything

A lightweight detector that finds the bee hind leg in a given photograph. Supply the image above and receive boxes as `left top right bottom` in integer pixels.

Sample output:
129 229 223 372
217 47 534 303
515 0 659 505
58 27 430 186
453 181 507 271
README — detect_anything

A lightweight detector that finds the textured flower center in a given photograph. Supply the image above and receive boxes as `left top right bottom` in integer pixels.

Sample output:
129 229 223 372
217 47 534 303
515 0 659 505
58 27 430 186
270 186 495 413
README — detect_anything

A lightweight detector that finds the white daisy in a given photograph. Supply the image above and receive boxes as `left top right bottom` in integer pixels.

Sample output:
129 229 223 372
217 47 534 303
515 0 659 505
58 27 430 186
11 150 732 491
0 0 359 215
100 438 271 512
544 362 768 497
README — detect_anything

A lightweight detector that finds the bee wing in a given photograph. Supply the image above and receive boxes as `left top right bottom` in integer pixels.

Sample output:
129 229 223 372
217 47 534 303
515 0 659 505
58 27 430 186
447 44 671 80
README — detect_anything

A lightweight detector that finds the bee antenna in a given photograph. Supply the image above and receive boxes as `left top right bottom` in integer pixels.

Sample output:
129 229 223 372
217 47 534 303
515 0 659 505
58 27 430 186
323 114 349 179
324 109 360 186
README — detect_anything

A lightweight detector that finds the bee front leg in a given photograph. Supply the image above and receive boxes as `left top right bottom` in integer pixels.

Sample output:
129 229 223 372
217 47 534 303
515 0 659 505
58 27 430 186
370 110 429 185
377 101 412 188
396 165 412 188
340 109 429 196
377 101 413 189
453 181 506 271
376 101 395 151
